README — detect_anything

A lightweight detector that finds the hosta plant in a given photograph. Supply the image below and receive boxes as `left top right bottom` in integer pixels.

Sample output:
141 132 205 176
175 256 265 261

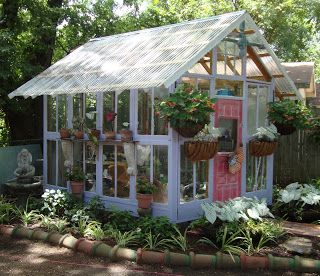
274 182 320 221
201 197 274 224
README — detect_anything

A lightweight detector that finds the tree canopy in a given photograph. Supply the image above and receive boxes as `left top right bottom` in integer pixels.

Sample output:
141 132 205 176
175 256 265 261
0 0 319 145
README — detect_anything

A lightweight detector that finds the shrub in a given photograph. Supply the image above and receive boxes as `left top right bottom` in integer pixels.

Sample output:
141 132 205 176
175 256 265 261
137 216 176 240
106 209 137 233
41 189 71 217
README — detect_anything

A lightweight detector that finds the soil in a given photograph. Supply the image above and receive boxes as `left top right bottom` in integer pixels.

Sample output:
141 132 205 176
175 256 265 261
1 235 319 276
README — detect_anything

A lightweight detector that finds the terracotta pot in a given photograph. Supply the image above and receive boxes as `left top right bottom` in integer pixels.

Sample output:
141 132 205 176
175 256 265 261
240 254 269 270
174 123 205 138
184 141 218 161
249 140 278 157
105 131 116 140
91 129 101 139
137 193 153 209
60 128 71 139
120 129 133 141
74 130 84 139
70 181 84 197
274 122 296 136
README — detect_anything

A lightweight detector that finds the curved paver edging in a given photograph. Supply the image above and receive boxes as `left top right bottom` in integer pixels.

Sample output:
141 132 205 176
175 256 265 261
1 224 320 272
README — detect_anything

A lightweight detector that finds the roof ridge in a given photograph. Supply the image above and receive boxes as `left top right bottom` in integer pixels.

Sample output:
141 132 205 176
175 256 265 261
89 10 246 42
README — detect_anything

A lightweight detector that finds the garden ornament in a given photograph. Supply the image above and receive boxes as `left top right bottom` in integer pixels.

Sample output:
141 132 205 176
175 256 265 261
14 149 35 179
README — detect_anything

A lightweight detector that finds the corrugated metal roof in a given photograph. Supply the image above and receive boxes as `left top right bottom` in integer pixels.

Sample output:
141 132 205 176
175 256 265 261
8 10 300 99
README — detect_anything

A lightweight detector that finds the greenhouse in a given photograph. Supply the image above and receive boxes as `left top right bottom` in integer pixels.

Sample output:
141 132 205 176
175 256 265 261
8 10 301 222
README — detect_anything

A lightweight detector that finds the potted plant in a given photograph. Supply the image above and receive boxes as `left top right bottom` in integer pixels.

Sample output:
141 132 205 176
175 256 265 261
184 125 221 161
120 122 132 141
136 177 156 209
66 166 86 198
249 124 279 157
268 99 313 135
105 111 117 140
157 84 216 138
72 117 85 139
60 128 71 139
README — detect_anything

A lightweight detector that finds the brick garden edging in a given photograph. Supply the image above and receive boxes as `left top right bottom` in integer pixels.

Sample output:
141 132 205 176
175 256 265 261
1 224 320 272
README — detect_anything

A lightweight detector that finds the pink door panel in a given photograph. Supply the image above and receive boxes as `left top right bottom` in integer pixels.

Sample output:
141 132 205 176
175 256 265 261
213 99 242 201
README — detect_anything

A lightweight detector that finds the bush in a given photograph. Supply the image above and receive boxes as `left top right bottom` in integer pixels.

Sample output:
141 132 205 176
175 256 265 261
137 216 176 240
106 209 137 233
41 189 73 217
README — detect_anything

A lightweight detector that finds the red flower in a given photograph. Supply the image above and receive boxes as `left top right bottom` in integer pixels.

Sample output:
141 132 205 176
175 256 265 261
105 112 117 122
192 99 201 103
166 102 176 107
155 111 160 116
211 103 215 111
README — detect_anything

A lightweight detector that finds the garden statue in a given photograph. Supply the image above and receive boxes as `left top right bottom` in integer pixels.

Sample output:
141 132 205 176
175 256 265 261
14 148 35 181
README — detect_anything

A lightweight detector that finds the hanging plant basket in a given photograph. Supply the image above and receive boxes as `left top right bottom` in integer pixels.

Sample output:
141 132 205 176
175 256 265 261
249 140 278 157
174 123 205 138
274 122 296 136
184 141 218 161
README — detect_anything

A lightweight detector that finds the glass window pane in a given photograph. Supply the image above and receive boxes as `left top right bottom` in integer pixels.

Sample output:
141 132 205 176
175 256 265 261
154 86 169 135
246 149 267 192
47 96 56 132
198 79 210 92
218 118 238 152
47 141 56 185
103 91 116 132
116 145 130 198
85 93 96 130
73 94 84 129
215 79 243 97
58 95 67 130
73 141 83 168
138 89 152 135
196 161 209 199
153 145 168 203
180 145 193 202
216 41 242 76
258 86 268 128
57 141 69 187
85 143 96 192
117 90 130 133
137 145 151 179
103 145 115 197
248 85 257 136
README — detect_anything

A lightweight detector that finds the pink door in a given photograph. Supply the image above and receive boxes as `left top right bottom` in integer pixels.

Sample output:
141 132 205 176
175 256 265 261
213 99 242 201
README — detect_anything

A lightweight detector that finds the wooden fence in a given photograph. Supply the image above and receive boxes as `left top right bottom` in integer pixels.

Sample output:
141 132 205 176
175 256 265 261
273 130 320 186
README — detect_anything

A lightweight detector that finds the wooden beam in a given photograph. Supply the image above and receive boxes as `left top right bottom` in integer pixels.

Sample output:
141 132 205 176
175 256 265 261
247 46 272 82
281 93 296 97
199 60 212 74
232 28 255 35
272 74 284 78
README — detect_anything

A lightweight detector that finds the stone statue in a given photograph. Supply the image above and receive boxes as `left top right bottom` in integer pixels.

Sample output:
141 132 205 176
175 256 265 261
14 149 35 179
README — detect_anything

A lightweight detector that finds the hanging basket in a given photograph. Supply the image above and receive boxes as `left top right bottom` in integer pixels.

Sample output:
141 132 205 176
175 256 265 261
274 122 296 136
249 140 278 157
184 141 218 161
174 123 205 138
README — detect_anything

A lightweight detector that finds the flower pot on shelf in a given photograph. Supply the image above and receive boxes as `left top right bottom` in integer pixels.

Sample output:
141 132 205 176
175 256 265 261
90 129 101 139
137 193 153 209
105 131 116 140
274 122 296 136
60 128 71 139
249 140 278 157
120 129 133 141
74 130 84 139
184 141 218 161
174 123 205 138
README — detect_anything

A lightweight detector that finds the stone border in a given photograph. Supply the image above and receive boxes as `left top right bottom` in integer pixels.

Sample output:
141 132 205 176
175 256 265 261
1 224 319 272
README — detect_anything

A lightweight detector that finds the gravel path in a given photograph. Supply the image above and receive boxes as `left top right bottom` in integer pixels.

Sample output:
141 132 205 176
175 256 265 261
0 235 318 276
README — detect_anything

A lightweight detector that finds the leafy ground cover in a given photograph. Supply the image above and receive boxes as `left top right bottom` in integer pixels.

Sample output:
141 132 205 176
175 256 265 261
2 186 320 261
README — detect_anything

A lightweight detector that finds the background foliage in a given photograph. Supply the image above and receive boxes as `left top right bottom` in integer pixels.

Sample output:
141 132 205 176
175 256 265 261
0 0 319 145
